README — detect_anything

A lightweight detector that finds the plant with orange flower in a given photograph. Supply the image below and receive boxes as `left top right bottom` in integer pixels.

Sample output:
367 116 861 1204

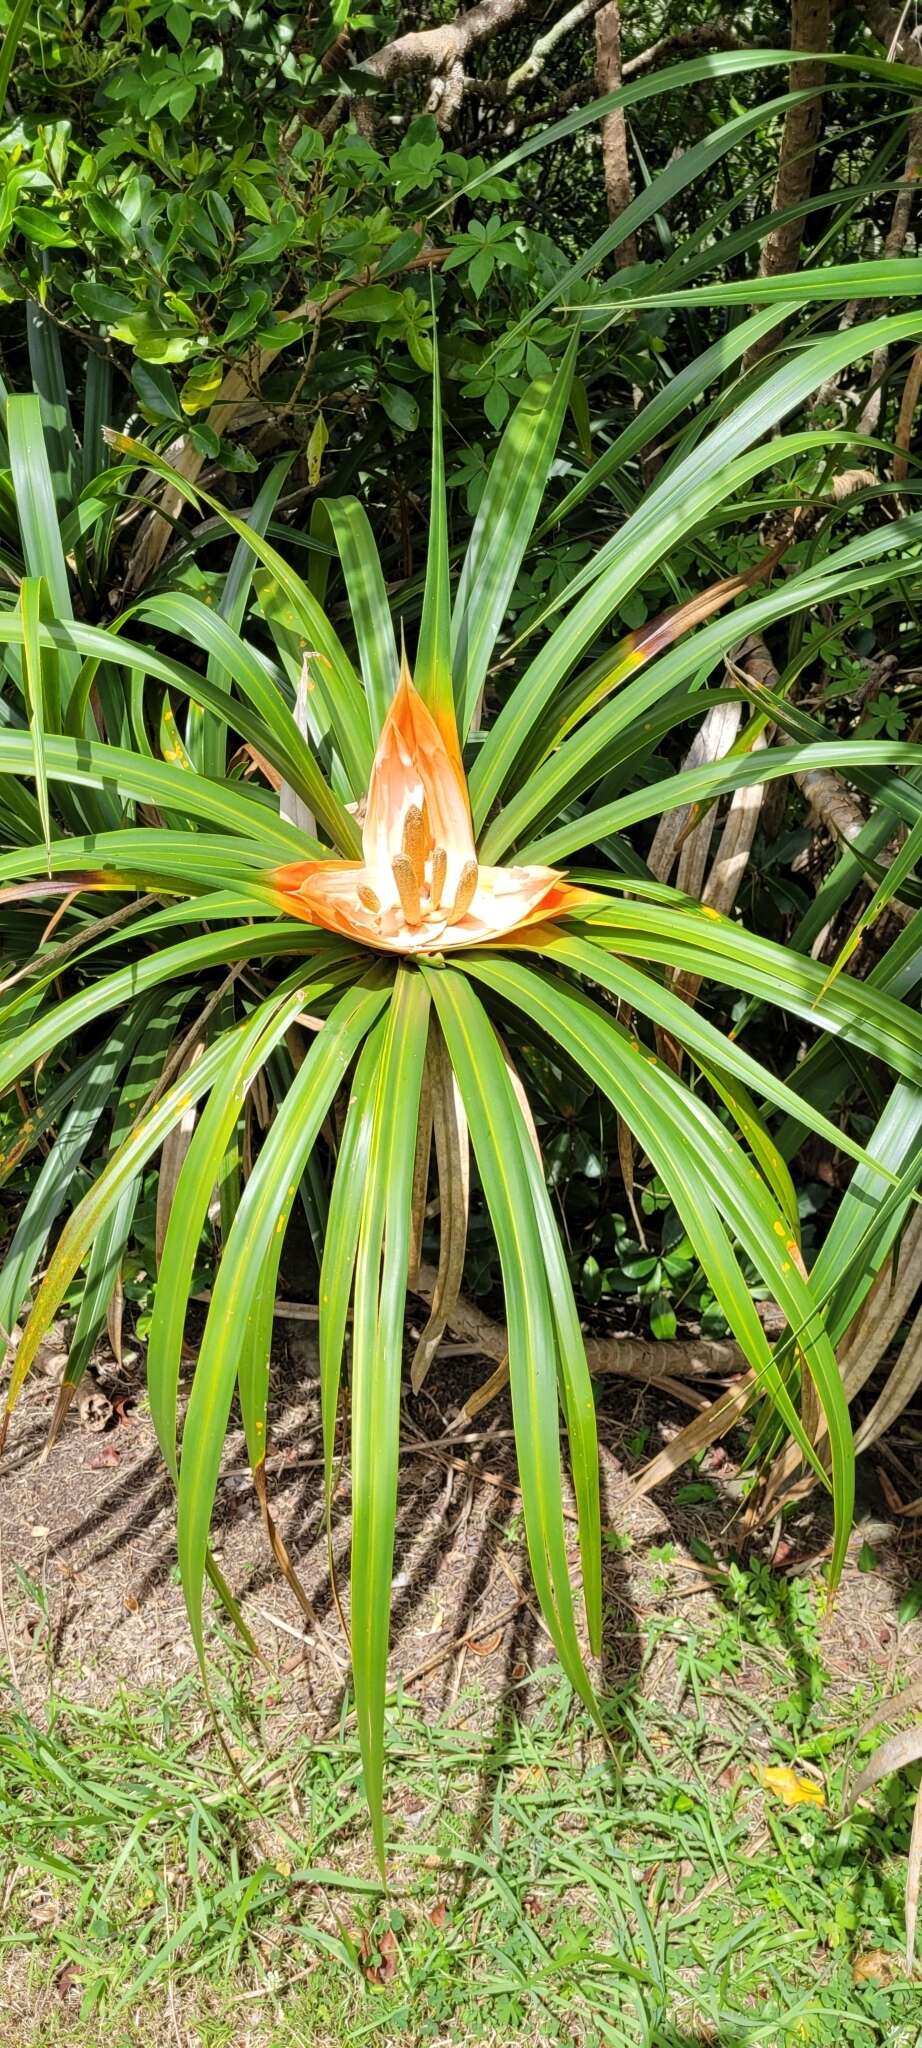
2 319 922 1863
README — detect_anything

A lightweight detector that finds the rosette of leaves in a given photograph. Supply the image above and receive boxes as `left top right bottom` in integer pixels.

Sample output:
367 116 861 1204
1 306 922 1862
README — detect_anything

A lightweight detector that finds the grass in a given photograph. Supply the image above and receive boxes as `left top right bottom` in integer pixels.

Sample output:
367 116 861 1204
0 1565 920 2047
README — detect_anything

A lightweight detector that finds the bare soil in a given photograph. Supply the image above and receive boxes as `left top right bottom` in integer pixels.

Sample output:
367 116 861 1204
2 1308 921 1727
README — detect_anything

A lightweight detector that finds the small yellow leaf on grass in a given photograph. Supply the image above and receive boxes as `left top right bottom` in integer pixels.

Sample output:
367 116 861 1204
755 1764 825 1808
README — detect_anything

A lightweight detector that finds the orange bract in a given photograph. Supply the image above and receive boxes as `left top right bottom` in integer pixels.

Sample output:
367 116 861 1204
270 665 593 954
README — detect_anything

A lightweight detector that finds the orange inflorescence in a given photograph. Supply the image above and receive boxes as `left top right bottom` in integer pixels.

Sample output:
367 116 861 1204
269 662 595 955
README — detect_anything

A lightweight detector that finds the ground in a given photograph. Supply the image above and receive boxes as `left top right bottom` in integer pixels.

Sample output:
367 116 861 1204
1 1319 922 2046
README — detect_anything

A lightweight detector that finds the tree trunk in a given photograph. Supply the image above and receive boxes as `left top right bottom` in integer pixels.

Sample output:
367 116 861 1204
743 0 831 368
594 1 638 265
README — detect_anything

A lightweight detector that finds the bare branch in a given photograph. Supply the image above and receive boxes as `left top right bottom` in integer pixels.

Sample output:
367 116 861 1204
621 21 750 79
505 0 604 94
355 0 534 127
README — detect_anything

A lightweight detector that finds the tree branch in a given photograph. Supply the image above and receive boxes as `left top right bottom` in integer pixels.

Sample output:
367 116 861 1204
505 0 604 94
353 7 749 129
355 0 534 126
621 21 750 79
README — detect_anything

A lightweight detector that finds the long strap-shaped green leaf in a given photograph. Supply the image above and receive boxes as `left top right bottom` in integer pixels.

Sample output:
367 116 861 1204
0 727 326 858
0 829 269 890
57 996 190 1415
813 1087 922 1345
50 604 348 843
124 593 361 856
452 335 577 740
820 812 922 998
451 47 922 208
470 312 922 825
18 576 51 864
175 979 388 1685
0 1004 328 1431
421 964 600 1709
318 1020 387 1529
4 395 112 827
311 498 399 735
479 85 882 340
26 302 78 515
483 517 922 860
0 0 30 109
576 901 922 1085
777 908 922 1151
190 456 293 779
545 303 794 534
461 953 853 1583
106 429 373 795
0 927 355 1105
349 968 430 1871
588 259 922 313
501 1052 602 1654
0 999 154 1346
0 1032 138 1191
147 981 319 1480
414 338 456 759
535 931 893 1182
527 740 922 868
6 394 72 624
462 956 778 1428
